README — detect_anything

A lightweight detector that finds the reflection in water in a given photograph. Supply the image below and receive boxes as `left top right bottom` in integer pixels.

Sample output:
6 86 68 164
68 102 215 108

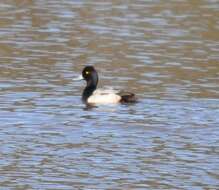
0 0 219 189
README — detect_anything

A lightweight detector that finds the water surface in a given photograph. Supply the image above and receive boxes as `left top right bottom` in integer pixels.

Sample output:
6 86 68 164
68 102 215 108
0 0 219 189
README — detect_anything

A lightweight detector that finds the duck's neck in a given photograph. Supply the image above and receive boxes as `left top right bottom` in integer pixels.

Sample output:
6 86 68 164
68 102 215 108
82 85 96 102
82 77 98 102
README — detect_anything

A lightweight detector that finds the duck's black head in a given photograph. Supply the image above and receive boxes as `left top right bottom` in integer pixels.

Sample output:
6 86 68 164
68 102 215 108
81 66 98 102
82 66 98 86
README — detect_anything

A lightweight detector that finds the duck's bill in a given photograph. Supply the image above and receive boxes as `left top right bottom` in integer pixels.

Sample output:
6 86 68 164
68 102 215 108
73 75 84 81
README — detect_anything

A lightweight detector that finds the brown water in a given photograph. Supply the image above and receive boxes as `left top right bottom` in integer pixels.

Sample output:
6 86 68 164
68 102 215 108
0 0 219 189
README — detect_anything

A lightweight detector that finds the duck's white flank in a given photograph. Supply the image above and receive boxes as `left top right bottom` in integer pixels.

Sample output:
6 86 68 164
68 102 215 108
87 88 121 104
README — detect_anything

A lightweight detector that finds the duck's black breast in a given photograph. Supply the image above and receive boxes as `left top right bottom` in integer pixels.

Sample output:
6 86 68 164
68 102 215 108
82 85 96 102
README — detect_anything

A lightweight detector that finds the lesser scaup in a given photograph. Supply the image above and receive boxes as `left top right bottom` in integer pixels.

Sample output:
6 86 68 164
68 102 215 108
74 66 137 105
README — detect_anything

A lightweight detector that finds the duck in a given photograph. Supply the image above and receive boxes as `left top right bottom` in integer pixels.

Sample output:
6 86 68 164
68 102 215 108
74 66 137 105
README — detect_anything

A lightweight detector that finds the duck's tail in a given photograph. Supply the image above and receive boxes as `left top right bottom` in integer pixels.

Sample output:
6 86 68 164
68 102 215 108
118 91 137 103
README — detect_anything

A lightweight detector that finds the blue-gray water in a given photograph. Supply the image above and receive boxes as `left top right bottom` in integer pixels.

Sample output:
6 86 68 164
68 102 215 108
0 0 219 189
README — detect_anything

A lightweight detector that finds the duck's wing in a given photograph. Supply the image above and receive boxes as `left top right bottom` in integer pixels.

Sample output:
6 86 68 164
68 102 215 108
89 88 137 104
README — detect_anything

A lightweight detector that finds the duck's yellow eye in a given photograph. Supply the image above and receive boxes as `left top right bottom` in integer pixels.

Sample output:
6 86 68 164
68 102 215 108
85 71 89 75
